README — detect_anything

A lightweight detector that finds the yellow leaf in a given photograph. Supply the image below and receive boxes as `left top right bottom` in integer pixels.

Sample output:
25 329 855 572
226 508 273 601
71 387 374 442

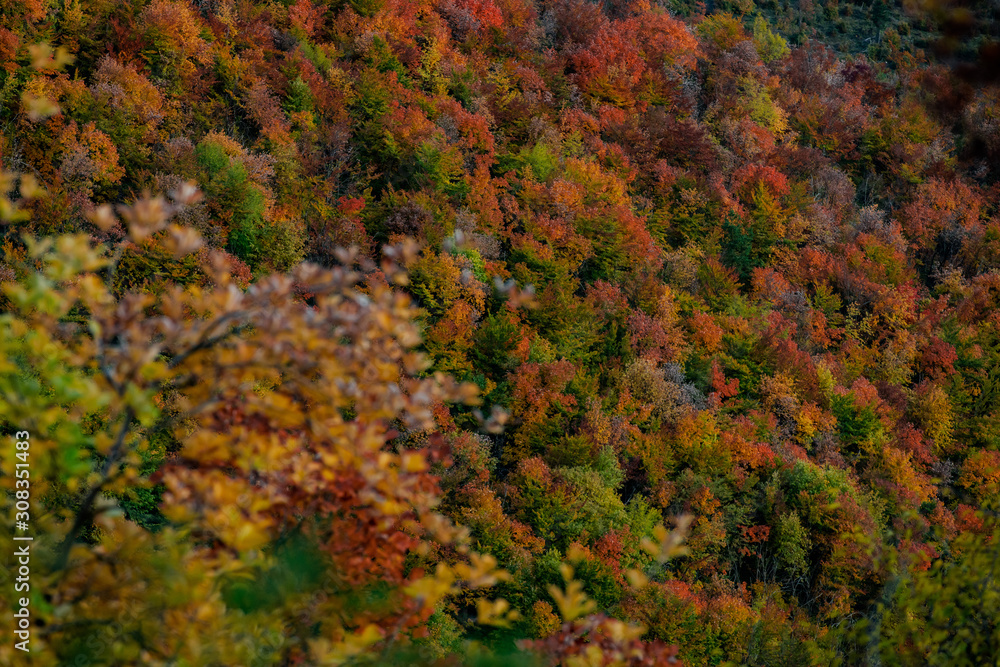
229 522 270 552
625 569 648 589
22 91 60 121
19 173 46 199
402 451 428 473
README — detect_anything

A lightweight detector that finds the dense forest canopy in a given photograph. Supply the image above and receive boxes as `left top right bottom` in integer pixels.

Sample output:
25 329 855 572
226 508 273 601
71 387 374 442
2 0 1000 665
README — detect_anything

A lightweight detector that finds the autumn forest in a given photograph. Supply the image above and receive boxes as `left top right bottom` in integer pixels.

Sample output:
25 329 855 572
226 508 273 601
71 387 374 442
2 0 1000 664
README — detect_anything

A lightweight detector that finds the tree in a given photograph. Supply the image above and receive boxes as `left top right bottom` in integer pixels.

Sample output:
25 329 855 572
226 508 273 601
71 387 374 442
0 186 513 665
753 15 790 64
843 508 1000 667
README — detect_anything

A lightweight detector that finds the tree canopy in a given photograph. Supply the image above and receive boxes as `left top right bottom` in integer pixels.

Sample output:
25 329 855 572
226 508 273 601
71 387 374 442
3 0 1000 665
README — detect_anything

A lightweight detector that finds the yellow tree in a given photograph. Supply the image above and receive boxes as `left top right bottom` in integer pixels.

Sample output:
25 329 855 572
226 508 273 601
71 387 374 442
0 179 512 665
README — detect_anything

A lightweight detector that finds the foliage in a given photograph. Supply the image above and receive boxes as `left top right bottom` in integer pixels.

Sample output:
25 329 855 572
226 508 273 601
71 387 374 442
3 0 1000 661
842 508 1000 667
0 194 510 664
752 15 789 64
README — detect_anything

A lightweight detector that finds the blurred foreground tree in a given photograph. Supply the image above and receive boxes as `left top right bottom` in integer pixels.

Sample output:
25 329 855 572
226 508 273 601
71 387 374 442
0 177 514 665
841 507 1000 667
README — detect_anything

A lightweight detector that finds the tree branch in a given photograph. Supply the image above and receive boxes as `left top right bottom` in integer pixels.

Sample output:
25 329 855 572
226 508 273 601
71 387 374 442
54 407 135 572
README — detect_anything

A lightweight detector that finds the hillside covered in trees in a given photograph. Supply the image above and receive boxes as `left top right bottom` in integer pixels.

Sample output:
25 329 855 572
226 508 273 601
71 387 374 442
2 0 1000 664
